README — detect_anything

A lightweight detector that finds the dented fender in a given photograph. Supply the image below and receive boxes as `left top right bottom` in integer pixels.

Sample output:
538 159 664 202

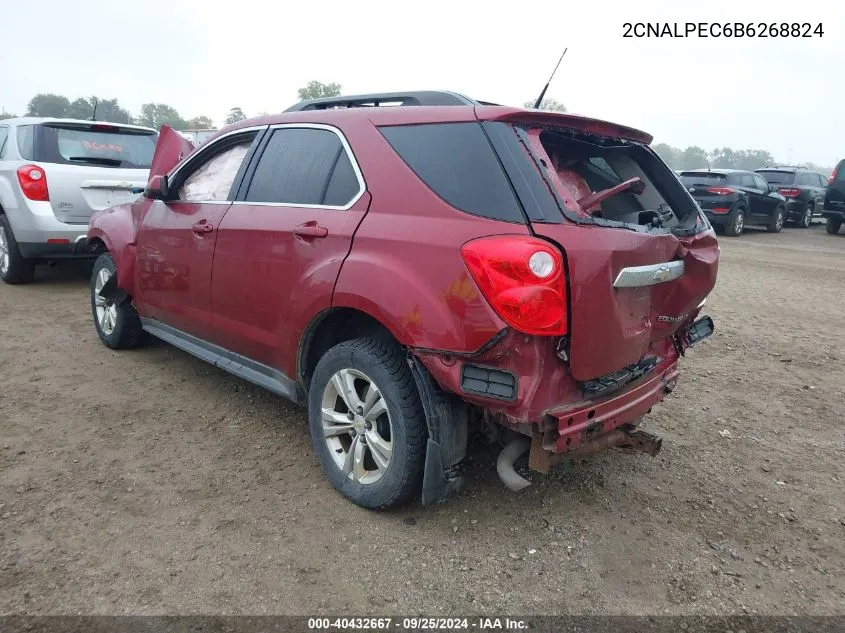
87 201 142 296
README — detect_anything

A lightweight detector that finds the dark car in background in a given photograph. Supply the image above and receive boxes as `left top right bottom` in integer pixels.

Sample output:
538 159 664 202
755 167 828 228
678 169 787 236
823 159 845 235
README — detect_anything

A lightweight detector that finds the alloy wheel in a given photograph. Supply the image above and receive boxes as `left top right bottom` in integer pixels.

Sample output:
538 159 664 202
93 268 118 336
321 368 393 484
0 226 9 276
734 213 744 234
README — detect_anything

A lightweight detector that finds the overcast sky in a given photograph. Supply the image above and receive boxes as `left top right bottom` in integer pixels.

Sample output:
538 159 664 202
2 0 841 165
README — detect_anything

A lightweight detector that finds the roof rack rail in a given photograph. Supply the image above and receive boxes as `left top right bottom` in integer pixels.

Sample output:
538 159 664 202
284 90 494 112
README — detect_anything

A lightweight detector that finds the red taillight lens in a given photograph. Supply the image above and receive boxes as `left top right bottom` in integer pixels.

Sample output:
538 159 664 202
16 165 49 201
706 187 735 196
828 169 837 185
778 187 800 197
461 236 567 336
712 208 730 214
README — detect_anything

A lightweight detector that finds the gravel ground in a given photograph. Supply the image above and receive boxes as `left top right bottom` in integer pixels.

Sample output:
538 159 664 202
0 223 843 616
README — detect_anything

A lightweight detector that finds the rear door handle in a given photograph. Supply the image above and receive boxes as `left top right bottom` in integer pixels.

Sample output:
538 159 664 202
192 219 214 234
293 222 328 239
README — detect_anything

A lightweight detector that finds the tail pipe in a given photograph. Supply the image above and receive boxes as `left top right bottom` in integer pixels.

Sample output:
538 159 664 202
497 437 532 492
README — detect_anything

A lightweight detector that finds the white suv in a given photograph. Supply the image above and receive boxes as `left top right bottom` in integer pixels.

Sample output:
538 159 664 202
0 118 158 283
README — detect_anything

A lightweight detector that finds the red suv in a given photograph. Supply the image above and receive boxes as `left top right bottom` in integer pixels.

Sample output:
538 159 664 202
86 91 718 509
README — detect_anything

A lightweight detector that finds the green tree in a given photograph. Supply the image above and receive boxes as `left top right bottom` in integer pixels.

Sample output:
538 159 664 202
137 103 185 130
678 146 709 170
523 98 567 112
735 149 774 171
67 97 94 120
26 93 70 117
185 115 215 129
92 98 132 124
297 81 342 101
224 107 246 125
653 143 680 168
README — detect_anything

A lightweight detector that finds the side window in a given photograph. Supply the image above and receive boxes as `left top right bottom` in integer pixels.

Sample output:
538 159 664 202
0 127 8 159
244 127 360 207
796 172 812 186
740 174 756 188
16 125 35 160
817 174 828 187
379 122 523 222
177 141 252 202
752 174 769 191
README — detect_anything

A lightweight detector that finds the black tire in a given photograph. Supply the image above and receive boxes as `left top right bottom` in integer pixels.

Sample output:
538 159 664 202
798 202 814 228
827 216 843 235
308 337 427 509
724 207 745 237
90 253 144 349
767 205 785 233
0 215 36 284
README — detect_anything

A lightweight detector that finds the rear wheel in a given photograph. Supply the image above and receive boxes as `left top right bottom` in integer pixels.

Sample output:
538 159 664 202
0 215 36 284
724 207 745 237
768 206 785 233
90 253 144 349
827 216 843 235
308 337 427 509
798 203 814 228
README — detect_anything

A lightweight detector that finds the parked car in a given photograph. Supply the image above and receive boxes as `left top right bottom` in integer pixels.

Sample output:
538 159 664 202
823 159 845 234
678 169 787 236
755 166 828 228
86 91 718 509
0 118 158 283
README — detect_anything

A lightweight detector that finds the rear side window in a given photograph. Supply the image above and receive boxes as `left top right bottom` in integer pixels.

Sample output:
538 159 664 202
758 170 795 185
0 127 8 158
245 127 360 207
380 122 523 223
17 125 35 160
35 124 157 168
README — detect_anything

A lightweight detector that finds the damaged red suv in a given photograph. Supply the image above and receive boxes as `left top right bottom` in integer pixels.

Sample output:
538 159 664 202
86 91 718 509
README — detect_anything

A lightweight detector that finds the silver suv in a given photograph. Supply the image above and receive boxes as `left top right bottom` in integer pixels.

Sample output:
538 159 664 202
0 118 158 283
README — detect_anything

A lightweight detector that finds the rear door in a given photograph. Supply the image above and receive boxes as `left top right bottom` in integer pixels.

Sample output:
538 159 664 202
750 172 778 218
135 128 263 340
826 161 845 212
28 122 158 224
208 124 370 376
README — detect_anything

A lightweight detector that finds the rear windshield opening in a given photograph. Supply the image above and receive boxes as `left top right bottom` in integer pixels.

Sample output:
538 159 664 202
757 171 795 185
679 172 727 186
31 123 158 169
537 130 697 230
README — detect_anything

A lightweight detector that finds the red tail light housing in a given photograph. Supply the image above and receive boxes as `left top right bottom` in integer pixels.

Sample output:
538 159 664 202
16 164 49 201
461 236 567 336
706 187 735 196
778 187 800 197
829 167 838 185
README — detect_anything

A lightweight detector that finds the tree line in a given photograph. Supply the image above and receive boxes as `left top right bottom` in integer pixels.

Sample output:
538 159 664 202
653 143 833 176
0 81 344 129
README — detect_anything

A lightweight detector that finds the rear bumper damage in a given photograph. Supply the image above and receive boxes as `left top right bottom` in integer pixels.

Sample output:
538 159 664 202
414 315 714 495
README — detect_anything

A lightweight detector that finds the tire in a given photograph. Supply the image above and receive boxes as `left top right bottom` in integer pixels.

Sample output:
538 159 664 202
0 215 36 284
768 205 785 233
308 337 427 509
90 253 144 349
827 216 843 235
798 203 813 228
724 207 745 237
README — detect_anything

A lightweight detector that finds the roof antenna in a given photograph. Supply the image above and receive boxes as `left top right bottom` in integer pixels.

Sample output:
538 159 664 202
533 47 567 110
91 97 98 121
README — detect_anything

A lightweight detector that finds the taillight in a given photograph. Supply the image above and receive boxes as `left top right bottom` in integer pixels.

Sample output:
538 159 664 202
778 187 800 197
16 165 49 201
706 187 735 196
461 236 567 336
829 167 838 185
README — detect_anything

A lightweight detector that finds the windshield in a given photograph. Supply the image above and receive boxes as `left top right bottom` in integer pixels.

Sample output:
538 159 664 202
39 124 158 169
679 173 727 186
757 171 795 185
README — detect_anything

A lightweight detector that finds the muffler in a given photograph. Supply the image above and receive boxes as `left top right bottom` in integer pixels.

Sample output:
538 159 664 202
497 437 532 492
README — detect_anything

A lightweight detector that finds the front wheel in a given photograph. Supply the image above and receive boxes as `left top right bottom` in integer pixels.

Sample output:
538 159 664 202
90 253 144 349
768 206 785 233
308 337 427 509
724 208 745 237
827 216 843 235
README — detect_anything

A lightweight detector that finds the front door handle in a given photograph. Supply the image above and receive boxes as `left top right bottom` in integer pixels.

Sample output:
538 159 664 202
192 219 214 235
293 221 328 239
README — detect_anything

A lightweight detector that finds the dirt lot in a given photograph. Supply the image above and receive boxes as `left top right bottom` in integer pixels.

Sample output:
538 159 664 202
1 224 843 616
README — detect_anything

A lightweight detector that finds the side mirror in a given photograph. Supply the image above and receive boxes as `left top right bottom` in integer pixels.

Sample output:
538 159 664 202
144 174 169 200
